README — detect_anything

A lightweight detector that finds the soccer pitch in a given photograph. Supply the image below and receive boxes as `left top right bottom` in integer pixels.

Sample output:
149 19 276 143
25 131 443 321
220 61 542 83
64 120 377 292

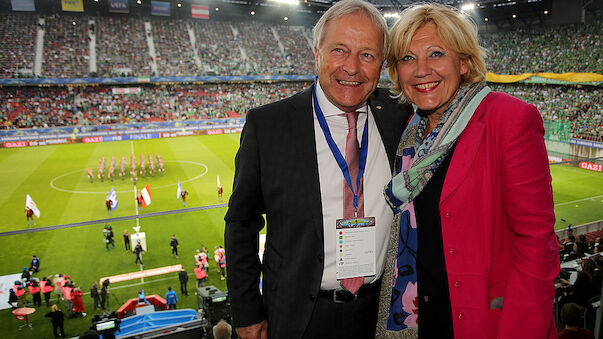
0 134 240 231
550 163 603 229
0 134 240 338
0 134 601 338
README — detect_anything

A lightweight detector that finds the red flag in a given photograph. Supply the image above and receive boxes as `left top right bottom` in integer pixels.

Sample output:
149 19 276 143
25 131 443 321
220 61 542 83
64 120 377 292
140 185 152 207
191 5 209 19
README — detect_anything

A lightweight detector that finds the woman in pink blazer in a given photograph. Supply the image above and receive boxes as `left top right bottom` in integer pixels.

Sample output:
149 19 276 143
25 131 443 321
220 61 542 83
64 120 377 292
375 3 560 338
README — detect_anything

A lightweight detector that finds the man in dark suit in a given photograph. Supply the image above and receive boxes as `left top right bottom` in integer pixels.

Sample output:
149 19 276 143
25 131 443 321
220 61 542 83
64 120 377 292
224 1 412 338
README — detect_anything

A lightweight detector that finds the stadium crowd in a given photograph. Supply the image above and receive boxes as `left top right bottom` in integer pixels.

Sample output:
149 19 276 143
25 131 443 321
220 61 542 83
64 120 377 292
1 82 598 142
482 22 602 74
1 14 598 78
0 14 600 140
234 21 291 75
192 20 245 76
0 14 37 78
275 25 315 75
490 84 602 141
0 82 310 128
96 17 152 77
42 15 89 79
152 18 198 77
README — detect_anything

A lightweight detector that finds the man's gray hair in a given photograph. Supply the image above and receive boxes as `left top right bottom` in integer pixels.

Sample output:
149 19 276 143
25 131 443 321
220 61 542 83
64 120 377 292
312 0 388 54
212 319 233 339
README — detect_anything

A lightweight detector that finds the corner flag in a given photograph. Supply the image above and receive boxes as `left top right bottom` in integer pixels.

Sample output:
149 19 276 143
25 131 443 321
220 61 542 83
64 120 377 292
108 187 118 210
26 194 40 218
140 184 152 207
217 176 221 189
177 180 182 201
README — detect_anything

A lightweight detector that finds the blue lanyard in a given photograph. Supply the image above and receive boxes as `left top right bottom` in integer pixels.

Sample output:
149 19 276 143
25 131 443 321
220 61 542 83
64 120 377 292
313 85 369 215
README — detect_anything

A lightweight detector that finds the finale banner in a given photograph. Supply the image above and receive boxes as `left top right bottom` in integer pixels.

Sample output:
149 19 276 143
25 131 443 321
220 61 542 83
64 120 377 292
151 1 170 16
61 0 84 12
108 0 129 13
11 0 35 11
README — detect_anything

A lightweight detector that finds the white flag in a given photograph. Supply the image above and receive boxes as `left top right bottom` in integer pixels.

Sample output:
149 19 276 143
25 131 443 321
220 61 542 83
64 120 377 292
177 180 182 201
26 194 40 218
217 176 221 188
108 187 118 210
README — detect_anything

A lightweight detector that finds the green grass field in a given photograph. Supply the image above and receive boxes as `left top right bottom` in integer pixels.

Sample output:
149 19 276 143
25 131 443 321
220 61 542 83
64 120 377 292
550 163 603 228
0 134 240 339
0 134 601 338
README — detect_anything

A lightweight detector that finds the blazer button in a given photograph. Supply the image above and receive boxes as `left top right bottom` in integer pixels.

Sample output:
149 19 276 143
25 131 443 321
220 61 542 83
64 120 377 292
457 313 464 320
448 248 455 255
309 294 316 301
453 281 461 288
444 212 451 218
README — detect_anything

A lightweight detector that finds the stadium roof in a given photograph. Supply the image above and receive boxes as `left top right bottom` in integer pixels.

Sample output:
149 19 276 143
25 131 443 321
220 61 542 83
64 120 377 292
0 0 599 29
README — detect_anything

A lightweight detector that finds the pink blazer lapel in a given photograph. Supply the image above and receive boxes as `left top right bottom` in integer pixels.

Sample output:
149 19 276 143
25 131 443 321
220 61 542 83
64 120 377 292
440 118 485 203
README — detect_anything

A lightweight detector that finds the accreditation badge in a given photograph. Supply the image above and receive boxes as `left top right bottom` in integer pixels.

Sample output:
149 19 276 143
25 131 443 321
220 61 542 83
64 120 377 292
335 217 376 280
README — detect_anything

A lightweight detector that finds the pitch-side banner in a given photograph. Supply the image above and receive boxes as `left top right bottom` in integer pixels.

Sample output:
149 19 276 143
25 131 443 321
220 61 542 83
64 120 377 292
108 0 129 13
11 0 35 11
0 274 22 310
61 0 84 12
152 1 170 16
191 5 209 19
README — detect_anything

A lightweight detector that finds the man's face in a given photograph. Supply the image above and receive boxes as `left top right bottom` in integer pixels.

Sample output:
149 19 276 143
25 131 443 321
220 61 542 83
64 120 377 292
314 12 384 112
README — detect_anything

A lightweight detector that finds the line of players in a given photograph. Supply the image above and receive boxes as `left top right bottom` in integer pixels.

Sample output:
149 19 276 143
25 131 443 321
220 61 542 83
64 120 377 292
87 153 165 184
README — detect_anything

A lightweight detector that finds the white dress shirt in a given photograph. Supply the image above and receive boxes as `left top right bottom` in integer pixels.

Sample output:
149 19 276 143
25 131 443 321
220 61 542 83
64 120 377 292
313 81 394 290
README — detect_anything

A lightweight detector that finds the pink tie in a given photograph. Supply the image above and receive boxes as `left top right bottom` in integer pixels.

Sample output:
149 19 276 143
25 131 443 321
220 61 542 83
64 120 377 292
341 111 364 295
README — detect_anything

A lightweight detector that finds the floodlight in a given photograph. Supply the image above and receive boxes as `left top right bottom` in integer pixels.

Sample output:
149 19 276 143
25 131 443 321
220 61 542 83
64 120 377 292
269 0 299 5
461 3 475 11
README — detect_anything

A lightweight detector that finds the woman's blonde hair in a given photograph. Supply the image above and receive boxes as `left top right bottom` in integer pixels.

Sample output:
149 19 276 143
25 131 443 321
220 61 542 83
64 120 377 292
387 3 487 102
51 304 58 312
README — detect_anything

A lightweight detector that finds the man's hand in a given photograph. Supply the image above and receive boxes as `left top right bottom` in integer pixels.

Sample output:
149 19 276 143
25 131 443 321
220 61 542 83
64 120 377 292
236 320 268 339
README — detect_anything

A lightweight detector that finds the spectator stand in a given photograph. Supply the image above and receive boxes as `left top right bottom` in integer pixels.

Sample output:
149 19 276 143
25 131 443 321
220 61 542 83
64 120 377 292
0 14 37 79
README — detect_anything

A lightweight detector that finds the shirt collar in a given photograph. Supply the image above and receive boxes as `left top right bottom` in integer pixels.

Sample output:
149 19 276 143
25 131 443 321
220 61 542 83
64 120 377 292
315 79 368 117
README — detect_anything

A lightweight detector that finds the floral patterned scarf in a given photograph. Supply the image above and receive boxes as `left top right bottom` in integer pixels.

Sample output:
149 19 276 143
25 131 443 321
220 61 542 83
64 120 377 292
375 82 490 338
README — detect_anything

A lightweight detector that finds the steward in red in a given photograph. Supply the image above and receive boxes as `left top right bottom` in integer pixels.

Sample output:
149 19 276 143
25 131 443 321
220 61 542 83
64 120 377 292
71 288 85 317
194 265 207 287
13 281 27 307
63 283 73 315
27 280 42 307
41 277 54 306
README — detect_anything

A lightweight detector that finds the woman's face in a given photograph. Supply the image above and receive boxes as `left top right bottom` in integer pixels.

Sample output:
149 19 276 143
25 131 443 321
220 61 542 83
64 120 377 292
396 22 468 118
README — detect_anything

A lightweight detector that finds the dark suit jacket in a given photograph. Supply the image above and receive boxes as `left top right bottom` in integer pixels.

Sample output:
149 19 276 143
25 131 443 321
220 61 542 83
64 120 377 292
224 84 411 338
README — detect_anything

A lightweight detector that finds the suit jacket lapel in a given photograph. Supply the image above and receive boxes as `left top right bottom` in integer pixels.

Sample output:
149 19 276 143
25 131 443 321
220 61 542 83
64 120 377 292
368 93 397 171
441 118 485 203
288 85 325 244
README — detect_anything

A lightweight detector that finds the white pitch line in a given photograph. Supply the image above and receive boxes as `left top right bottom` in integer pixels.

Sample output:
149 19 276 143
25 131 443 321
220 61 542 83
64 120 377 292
132 140 140 228
555 194 603 207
